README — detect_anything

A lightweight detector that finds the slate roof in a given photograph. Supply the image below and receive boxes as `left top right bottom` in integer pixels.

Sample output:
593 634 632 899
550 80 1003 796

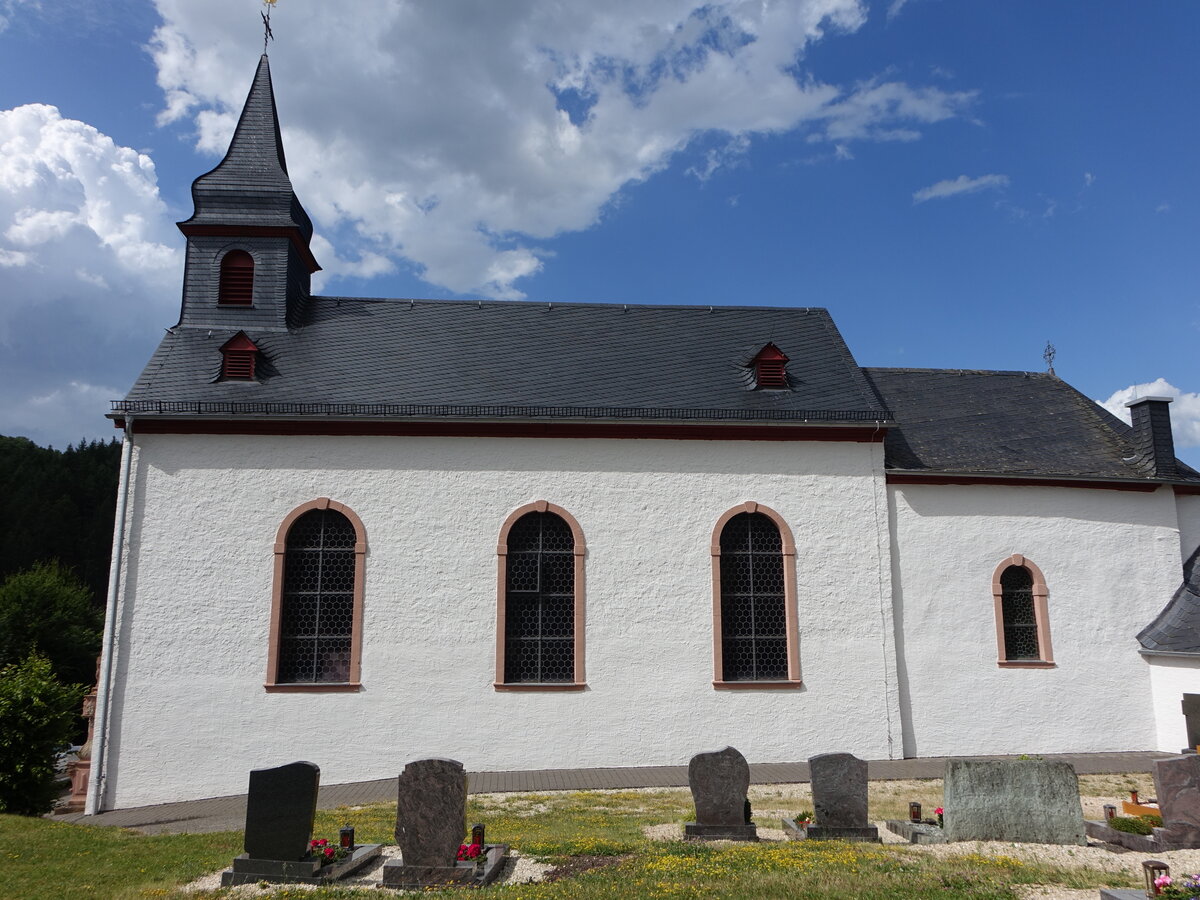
862 368 1200 483
181 55 313 239
117 299 889 423
1138 545 1200 654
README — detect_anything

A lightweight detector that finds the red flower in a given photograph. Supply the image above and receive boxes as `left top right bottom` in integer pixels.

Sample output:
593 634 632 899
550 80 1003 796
324 847 335 859
934 807 943 816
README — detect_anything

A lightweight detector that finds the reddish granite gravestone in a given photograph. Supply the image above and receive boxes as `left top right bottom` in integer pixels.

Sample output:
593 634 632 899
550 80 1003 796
1155 754 1200 847
394 758 468 866
684 746 758 840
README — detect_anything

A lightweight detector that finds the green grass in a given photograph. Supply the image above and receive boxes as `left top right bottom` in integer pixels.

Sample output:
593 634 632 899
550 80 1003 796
0 815 239 900
3 780 1147 899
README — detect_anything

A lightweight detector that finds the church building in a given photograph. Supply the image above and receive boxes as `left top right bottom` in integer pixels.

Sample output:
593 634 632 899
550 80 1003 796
87 55 1200 812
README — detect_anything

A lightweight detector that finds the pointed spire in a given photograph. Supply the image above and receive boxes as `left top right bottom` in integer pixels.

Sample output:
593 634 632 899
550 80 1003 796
182 54 312 240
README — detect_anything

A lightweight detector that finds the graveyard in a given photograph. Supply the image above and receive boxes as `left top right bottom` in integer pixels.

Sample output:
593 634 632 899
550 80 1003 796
11 756 1200 899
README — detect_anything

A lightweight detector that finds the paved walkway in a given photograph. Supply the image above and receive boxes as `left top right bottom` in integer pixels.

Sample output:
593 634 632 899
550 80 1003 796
51 751 1169 835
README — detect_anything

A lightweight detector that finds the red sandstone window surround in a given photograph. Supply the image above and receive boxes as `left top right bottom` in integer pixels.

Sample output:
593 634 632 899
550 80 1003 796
711 502 801 689
992 554 1054 668
495 501 586 691
218 249 254 305
266 498 367 692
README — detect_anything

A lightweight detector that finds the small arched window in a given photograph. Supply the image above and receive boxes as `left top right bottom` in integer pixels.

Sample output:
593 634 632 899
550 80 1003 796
219 249 254 305
496 502 585 690
992 555 1054 668
266 499 366 690
711 503 800 687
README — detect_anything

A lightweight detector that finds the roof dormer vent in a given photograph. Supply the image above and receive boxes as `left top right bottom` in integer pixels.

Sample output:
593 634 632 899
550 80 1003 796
219 250 254 306
751 342 789 390
220 332 260 381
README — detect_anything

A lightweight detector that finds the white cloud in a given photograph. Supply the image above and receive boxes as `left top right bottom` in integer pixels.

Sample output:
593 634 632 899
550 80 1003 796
149 0 977 299
912 173 1009 204
887 0 910 21
1083 171 1095 187
0 380 121 449
0 103 181 339
1156 202 1171 214
1099 379 1200 449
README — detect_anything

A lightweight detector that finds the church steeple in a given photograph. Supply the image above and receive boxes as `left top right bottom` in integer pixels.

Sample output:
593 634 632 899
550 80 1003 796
176 54 319 332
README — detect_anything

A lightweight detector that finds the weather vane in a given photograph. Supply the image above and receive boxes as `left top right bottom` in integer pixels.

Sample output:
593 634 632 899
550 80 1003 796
262 0 278 54
1043 340 1056 376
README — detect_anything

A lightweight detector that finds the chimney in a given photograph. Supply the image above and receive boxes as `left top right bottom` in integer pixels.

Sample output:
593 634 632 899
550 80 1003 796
1125 396 1177 478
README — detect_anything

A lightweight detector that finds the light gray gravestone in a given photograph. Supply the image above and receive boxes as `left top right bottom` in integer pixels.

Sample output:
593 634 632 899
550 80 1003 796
684 746 757 840
942 759 1086 845
806 752 880 842
1155 754 1200 847
394 758 468 867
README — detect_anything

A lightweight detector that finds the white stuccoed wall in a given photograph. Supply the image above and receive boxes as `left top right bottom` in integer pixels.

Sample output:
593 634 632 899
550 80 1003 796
1147 656 1200 752
889 483 1179 758
1178 494 1200 561
100 433 900 809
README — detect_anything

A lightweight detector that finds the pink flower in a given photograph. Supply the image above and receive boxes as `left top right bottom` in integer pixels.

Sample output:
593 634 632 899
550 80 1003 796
934 807 943 816
1155 874 1173 888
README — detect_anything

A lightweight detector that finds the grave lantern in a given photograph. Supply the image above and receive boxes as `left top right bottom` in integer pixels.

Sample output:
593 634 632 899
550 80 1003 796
471 823 485 847
1142 859 1169 897
340 826 355 850
908 802 921 822
1103 804 1116 822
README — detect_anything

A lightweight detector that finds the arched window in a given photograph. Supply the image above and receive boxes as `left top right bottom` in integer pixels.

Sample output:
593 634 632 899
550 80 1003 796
495 501 585 690
219 249 254 305
711 502 800 688
266 499 366 690
992 554 1054 668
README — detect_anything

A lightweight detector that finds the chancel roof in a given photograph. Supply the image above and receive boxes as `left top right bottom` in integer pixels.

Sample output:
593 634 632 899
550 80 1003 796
1139 546 1200 654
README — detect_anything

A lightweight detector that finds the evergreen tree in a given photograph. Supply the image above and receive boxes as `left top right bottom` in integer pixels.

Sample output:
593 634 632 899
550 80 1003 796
0 562 103 687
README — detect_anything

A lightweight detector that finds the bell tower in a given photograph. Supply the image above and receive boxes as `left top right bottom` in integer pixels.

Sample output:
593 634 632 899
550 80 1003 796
175 54 319 331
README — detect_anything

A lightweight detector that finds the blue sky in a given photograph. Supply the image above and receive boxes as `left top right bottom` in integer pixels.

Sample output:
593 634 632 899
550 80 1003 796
0 0 1197 466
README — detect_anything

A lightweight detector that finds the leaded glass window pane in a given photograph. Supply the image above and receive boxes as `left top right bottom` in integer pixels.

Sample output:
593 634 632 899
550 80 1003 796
504 512 575 683
1000 565 1040 660
720 512 788 680
277 509 356 683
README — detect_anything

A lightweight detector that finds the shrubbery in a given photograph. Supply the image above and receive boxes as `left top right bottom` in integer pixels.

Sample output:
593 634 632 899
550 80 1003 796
0 654 85 815
0 562 101 686
1109 814 1163 835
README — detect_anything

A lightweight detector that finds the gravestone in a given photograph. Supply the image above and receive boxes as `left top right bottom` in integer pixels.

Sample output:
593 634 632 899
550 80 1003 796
1155 754 1200 847
1183 694 1200 752
382 758 506 889
806 752 880 842
684 746 758 840
942 759 1086 845
221 761 382 886
245 761 320 861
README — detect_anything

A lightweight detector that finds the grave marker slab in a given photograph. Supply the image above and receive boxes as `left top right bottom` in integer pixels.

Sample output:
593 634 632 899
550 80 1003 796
684 746 757 840
806 752 880 842
1155 754 1200 847
942 759 1085 845
244 761 320 861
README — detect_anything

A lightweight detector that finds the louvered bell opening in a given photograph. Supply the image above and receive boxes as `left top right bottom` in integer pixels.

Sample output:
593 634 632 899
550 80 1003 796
756 360 787 389
222 349 257 380
219 251 254 306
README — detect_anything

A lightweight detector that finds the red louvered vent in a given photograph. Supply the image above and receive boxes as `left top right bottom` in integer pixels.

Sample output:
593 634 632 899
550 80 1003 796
750 342 789 389
219 250 254 305
220 332 259 380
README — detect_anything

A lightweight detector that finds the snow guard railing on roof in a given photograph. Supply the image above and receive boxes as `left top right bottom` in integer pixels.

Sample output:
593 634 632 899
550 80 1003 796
112 400 892 423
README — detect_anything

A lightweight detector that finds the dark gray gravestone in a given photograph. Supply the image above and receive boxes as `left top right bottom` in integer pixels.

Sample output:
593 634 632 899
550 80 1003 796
806 753 879 842
1155 754 1200 847
243 761 320 861
942 759 1085 845
684 746 757 840
1183 694 1200 751
394 758 468 867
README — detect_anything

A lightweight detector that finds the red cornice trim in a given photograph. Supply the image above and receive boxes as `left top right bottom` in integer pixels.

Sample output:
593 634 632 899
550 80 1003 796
115 418 886 442
178 223 321 273
1175 484 1200 496
887 472 1158 492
